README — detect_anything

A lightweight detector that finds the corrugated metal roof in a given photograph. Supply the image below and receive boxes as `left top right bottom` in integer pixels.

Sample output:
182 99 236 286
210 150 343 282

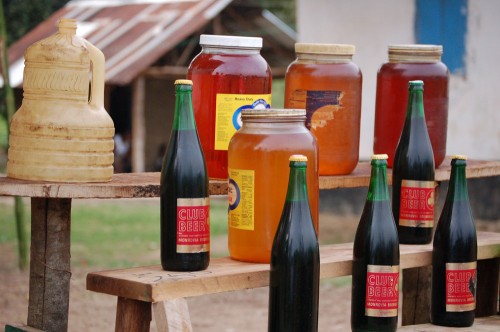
6 0 294 87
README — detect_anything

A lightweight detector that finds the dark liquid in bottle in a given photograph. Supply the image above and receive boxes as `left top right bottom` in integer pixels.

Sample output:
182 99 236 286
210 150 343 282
161 128 209 271
431 200 476 327
268 199 319 332
393 115 435 245
351 200 399 332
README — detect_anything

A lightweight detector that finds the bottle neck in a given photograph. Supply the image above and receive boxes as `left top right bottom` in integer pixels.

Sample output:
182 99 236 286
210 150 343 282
446 159 469 202
367 160 390 202
407 87 425 119
173 85 196 131
285 161 308 202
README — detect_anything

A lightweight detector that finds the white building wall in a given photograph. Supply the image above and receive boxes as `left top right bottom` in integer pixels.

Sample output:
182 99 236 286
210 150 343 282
297 0 500 161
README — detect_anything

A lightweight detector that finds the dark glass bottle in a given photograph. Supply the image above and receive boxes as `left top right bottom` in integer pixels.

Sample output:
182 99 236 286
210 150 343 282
352 154 399 332
431 155 477 327
393 80 435 244
160 79 210 271
268 155 319 332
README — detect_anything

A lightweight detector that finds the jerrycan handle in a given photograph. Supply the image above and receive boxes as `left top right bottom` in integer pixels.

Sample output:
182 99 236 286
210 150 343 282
86 41 105 111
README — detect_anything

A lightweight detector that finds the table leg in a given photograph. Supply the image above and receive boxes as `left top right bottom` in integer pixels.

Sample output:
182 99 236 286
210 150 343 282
28 198 72 331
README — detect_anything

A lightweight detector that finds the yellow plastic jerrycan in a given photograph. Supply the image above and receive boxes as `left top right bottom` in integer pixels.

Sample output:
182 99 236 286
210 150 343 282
7 18 115 182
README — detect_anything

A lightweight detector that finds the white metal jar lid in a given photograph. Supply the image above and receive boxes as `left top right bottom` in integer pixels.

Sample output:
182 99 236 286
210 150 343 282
200 34 263 49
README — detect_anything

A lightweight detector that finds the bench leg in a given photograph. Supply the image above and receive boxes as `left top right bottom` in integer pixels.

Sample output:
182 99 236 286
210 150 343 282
153 298 193 332
115 296 152 332
402 266 432 326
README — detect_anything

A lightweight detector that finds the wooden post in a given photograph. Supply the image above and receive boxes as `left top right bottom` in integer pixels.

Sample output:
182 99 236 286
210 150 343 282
132 75 146 173
402 266 432 325
28 198 72 331
475 257 500 317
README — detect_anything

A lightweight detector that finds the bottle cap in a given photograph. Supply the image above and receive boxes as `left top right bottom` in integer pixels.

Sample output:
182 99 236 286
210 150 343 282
451 154 467 160
200 34 262 49
295 43 355 55
290 155 308 162
409 80 424 88
371 154 388 160
174 79 193 85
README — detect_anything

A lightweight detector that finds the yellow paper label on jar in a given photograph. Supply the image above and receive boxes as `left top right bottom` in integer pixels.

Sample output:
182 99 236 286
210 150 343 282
215 94 271 151
228 168 255 231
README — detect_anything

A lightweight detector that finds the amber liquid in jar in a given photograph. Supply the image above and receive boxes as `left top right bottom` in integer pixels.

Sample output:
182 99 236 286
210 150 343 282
188 35 272 180
285 43 362 175
228 110 319 263
374 45 449 167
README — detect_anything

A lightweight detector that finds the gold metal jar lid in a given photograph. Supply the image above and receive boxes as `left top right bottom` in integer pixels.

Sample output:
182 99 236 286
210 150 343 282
295 43 355 55
241 108 306 121
388 44 443 63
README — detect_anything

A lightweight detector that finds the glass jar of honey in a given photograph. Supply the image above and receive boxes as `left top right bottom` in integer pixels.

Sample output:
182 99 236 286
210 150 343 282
227 109 319 263
188 34 272 180
285 43 362 175
374 44 449 167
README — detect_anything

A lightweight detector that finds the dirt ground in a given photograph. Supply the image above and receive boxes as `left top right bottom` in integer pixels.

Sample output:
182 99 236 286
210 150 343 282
1 212 499 331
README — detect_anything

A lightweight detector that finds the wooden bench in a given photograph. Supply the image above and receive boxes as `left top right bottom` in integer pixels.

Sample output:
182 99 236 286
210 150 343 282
86 231 500 331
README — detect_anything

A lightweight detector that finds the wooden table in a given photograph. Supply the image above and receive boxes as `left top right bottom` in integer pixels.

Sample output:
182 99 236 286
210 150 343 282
1 158 499 331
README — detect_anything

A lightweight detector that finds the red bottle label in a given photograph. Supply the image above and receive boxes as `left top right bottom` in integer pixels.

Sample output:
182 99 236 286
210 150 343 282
365 265 399 317
399 180 435 228
176 197 210 253
445 262 476 312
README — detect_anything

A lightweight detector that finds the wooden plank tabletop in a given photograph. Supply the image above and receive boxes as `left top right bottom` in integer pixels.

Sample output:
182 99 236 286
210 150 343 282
1 158 499 199
86 231 500 303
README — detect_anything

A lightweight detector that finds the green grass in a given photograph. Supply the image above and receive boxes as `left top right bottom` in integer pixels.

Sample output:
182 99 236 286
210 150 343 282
271 79 285 108
0 116 7 173
1 197 229 268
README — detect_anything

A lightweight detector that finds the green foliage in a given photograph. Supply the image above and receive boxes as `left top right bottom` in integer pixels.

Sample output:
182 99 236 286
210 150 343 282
2 0 68 46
